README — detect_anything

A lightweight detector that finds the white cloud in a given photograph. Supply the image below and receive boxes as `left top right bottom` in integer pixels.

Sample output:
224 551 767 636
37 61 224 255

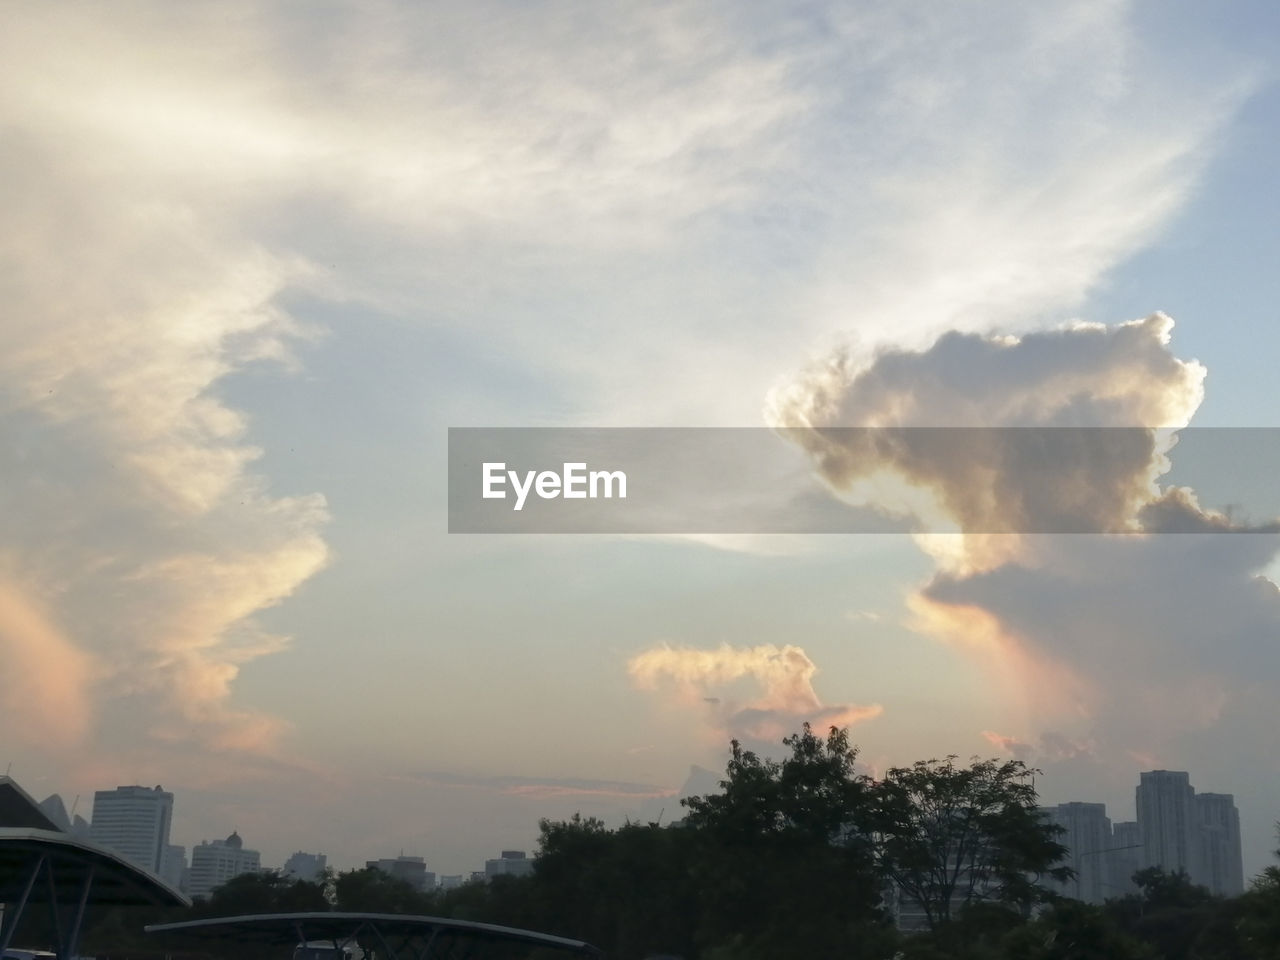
0 18 331 755
628 642 881 745
773 315 1280 784
768 313 1206 543
5 1 1244 426
0 0 1263 864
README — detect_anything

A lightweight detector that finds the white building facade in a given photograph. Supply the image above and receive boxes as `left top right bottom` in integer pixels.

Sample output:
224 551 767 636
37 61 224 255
1196 793 1245 896
1042 802 1113 904
89 785 174 875
1137 770 1200 880
188 831 261 899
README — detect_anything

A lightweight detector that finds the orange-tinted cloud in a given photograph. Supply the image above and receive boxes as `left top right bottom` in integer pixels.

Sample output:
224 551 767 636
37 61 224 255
0 169 330 760
628 642 882 744
0 578 96 747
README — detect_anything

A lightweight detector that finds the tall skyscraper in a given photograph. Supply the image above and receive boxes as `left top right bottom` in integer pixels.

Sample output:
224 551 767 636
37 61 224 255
1108 821 1143 895
188 831 261 899
89 785 174 874
1043 802 1113 904
1196 793 1244 896
1136 770 1200 880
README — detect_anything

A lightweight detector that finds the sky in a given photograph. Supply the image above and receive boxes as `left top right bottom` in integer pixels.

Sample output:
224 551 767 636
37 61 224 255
3 0 1280 882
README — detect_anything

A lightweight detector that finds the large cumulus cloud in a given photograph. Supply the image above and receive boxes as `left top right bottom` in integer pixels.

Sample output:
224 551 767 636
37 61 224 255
771 315 1280 774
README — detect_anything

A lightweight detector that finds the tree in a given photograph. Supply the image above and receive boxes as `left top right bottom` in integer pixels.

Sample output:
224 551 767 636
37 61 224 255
526 813 699 958
1104 867 1223 960
683 723 870 846
1002 899 1154 960
867 755 1070 933
680 724 895 959
334 865 433 914
1233 821 1280 956
199 869 331 915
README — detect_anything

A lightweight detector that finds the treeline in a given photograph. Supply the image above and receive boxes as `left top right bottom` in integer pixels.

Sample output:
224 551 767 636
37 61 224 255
68 725 1280 959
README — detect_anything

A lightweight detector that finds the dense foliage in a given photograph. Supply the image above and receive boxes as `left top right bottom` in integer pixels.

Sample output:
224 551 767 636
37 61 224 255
868 756 1072 931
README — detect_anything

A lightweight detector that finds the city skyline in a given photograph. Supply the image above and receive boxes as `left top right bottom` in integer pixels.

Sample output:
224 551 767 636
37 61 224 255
3 1 1280 885
1045 769 1245 906
33 762 1260 887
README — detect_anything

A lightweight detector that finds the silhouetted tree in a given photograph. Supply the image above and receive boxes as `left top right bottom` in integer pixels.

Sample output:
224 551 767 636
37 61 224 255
522 814 699 957
1001 899 1154 960
1104 867 1222 960
1237 827 1280 956
681 724 895 959
198 869 330 915
333 865 433 914
867 756 1070 935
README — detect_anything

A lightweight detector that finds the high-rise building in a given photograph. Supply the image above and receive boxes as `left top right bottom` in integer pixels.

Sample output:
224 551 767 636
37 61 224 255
89 785 174 875
484 850 534 879
367 854 434 892
1108 821 1143 895
1196 793 1244 896
283 850 328 881
188 831 261 899
1043 802 1113 904
1136 770 1200 880
160 843 187 892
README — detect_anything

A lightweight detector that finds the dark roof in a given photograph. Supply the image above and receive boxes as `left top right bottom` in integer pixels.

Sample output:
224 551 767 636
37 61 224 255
0 777 63 832
146 912 602 956
0 827 190 907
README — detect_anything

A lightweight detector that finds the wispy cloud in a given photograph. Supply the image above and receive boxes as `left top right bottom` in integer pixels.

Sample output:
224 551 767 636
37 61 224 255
0 22 331 755
391 771 677 802
629 642 881 745
983 729 1096 763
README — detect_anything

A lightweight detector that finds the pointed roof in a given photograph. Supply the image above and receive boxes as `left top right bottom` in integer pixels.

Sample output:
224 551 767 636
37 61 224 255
38 793 72 831
0 776 63 831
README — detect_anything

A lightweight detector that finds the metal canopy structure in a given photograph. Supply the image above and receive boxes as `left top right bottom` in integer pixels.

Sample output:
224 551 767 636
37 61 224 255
0 828 190 958
0 777 190 960
145 912 605 959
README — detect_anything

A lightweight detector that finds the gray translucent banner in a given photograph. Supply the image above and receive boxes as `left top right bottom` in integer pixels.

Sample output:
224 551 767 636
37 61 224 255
447 428 1280 534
